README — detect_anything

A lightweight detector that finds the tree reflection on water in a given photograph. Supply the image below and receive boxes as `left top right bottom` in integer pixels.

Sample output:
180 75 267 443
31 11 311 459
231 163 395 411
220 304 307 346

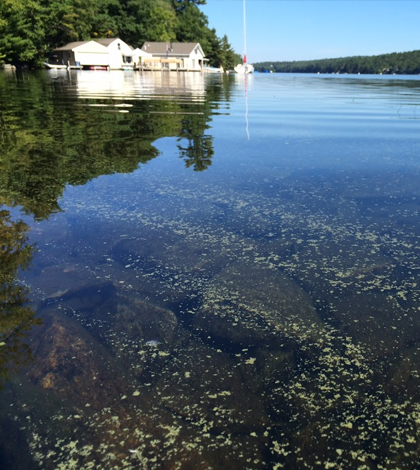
0 71 233 220
0 209 41 389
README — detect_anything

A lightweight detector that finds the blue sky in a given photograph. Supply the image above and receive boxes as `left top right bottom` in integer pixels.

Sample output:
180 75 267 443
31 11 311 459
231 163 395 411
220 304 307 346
200 1 420 63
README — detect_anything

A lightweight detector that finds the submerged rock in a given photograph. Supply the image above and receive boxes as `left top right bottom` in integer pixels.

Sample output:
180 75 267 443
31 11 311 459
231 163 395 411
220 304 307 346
107 233 230 306
154 336 270 434
40 281 185 381
193 260 324 349
328 292 411 359
26 309 130 410
113 298 178 346
112 297 184 380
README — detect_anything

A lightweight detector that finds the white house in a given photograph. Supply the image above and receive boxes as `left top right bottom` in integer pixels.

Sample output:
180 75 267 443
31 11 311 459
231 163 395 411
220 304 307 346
53 41 109 67
140 42 206 71
95 38 134 69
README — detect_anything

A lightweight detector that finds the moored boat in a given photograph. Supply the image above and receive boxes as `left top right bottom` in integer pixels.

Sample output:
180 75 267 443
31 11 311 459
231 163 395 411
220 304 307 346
204 66 224 74
44 62 82 70
235 0 254 74
234 63 254 74
43 62 67 70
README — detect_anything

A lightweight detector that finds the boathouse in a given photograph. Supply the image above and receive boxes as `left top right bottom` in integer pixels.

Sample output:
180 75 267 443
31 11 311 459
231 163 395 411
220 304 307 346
140 42 205 71
53 41 109 68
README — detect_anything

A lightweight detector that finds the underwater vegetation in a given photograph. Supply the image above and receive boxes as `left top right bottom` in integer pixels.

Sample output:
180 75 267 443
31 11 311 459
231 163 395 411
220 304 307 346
1 162 419 470
2 71 420 469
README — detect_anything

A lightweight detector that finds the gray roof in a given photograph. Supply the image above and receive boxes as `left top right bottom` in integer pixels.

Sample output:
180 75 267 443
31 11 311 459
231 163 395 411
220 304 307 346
141 42 204 57
95 38 118 47
95 38 134 51
54 41 88 51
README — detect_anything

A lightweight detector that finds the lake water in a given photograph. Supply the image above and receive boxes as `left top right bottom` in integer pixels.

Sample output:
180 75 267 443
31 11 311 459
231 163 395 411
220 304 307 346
1 69 420 469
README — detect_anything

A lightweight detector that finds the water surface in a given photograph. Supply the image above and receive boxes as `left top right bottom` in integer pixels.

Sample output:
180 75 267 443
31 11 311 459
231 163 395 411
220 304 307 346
1 70 420 469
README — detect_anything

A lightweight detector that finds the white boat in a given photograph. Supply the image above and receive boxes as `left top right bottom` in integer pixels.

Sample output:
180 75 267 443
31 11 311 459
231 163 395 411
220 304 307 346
44 62 82 70
235 0 254 74
234 63 254 74
43 62 67 70
203 66 224 74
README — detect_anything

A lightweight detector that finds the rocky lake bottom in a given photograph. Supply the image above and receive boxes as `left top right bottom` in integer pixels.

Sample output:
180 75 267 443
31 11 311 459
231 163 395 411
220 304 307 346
2 71 420 469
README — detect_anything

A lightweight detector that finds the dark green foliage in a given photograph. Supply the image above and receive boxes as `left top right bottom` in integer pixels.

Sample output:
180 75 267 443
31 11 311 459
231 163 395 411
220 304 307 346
115 0 177 48
254 50 420 75
0 0 46 66
172 0 209 44
219 34 241 71
0 0 237 68
170 0 206 14
202 30 240 70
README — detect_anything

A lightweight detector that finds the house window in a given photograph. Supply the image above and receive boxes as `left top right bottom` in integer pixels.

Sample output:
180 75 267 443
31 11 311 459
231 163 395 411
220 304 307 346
118 43 121 50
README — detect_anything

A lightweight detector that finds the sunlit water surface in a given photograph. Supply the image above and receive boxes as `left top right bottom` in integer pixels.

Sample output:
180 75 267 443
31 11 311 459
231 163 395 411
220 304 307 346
1 70 420 469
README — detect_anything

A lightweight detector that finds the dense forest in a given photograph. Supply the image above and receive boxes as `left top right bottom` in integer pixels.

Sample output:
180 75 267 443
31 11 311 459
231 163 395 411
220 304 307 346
254 50 420 75
0 0 240 69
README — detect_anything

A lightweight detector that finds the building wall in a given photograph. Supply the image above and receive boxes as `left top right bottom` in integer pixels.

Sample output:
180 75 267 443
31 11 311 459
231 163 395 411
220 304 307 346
163 54 203 71
56 51 75 66
186 48 204 71
108 53 124 70
75 52 109 67
107 40 133 69
186 55 203 71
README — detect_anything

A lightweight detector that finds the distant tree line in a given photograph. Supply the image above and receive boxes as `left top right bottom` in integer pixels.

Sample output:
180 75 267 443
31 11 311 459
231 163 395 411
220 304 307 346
254 50 420 75
0 0 240 69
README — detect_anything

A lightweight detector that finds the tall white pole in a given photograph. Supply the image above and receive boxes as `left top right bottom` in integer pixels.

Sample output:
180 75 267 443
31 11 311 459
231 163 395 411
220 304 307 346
243 0 247 63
